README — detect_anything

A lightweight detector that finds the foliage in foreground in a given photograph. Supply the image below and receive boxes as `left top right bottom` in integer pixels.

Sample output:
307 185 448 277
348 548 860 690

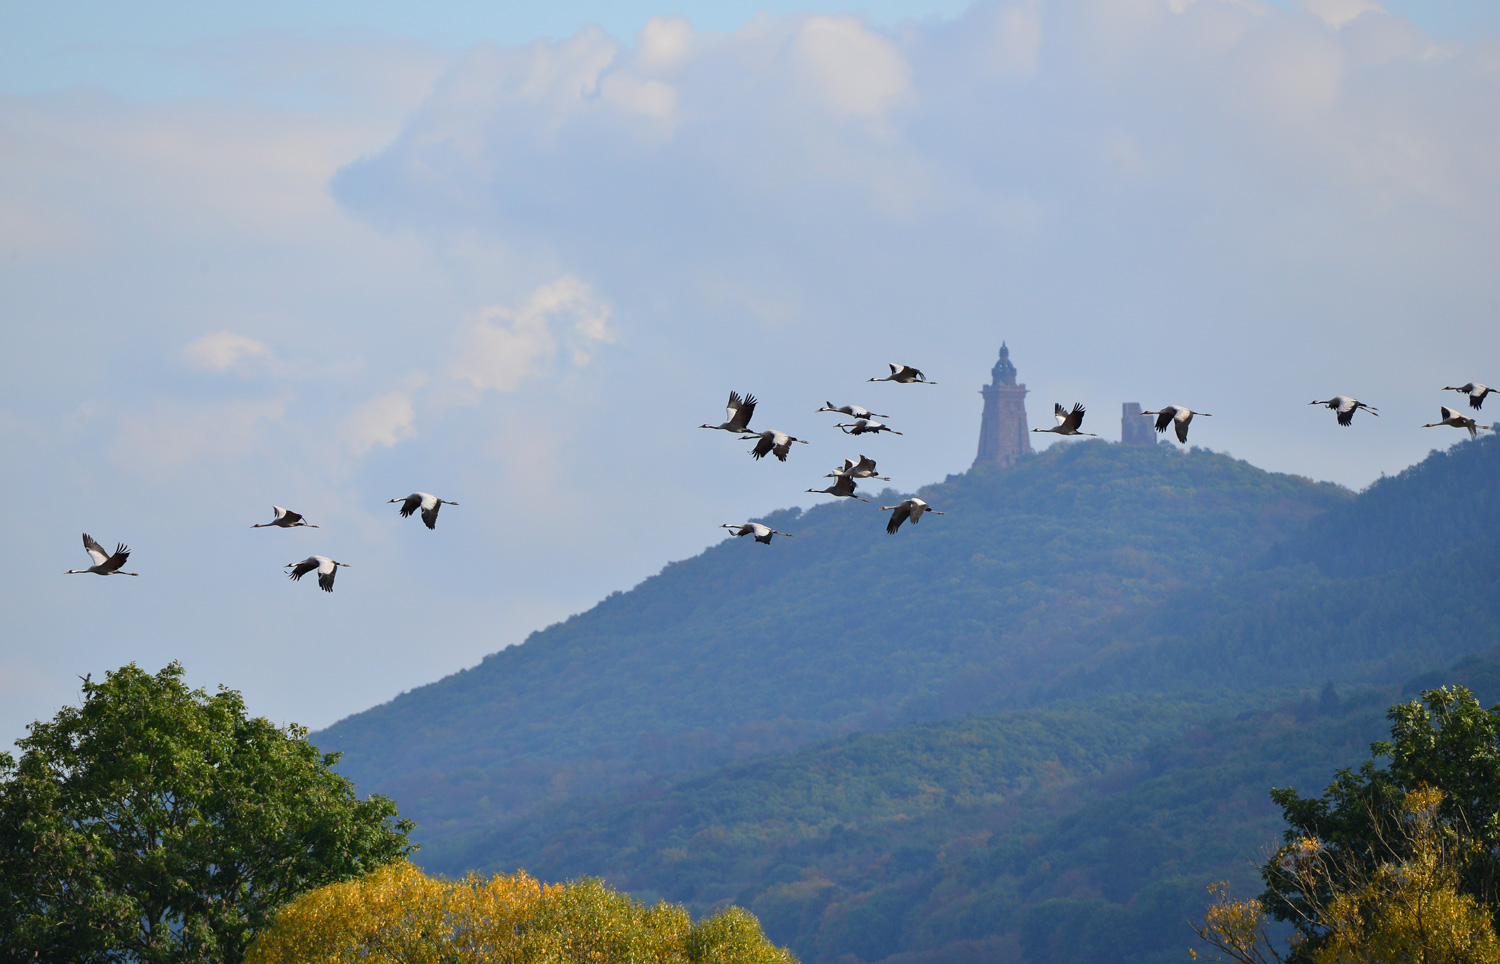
1262 686 1500 942
1194 787 1500 964
0 663 413 964
245 860 797 964
1195 686 1500 964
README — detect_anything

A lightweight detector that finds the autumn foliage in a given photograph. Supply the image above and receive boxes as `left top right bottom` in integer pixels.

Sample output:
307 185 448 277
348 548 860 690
245 860 798 964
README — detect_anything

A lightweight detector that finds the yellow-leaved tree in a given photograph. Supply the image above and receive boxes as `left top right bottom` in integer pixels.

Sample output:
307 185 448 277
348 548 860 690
1192 787 1500 964
245 860 798 964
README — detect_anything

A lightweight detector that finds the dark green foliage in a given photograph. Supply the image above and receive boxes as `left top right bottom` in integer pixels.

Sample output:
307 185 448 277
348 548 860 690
0 663 413 964
1266 434 1500 578
318 443 1347 835
425 680 1409 963
1260 684 1500 947
1058 434 1500 696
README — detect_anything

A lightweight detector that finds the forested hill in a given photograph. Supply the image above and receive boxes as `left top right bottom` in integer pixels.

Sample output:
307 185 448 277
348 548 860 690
316 441 1346 835
1057 433 1500 696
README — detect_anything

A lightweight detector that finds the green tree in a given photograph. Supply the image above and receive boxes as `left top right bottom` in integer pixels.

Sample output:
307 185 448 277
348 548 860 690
0 662 414 963
1193 788 1500 964
1259 686 1500 942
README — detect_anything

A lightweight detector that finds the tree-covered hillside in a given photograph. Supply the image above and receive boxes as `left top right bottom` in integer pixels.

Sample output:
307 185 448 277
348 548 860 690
316 442 1346 833
435 652 1500 964
1060 434 1500 696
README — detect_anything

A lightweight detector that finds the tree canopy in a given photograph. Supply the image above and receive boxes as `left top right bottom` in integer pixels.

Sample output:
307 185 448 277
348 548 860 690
245 860 797 964
0 662 414 963
1261 686 1500 940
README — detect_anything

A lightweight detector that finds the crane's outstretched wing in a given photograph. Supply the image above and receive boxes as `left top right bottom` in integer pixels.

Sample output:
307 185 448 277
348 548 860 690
1153 409 1175 434
886 504 911 534
854 455 878 476
317 564 338 593
748 435 774 460
100 544 131 573
398 494 421 518
287 558 318 581
82 533 109 567
1441 406 1460 421
1174 417 1191 444
1064 404 1086 432
421 503 441 530
732 392 757 429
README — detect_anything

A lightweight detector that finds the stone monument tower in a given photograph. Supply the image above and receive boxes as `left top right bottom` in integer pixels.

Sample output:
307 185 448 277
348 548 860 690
1121 403 1156 445
973 343 1032 469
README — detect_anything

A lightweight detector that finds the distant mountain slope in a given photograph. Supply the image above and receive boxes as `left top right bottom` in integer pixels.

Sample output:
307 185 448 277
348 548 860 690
1267 432 1500 578
316 443 1344 833
434 652 1500 964
1062 434 1500 695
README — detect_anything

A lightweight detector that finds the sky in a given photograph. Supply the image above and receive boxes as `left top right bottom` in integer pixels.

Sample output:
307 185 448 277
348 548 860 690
2 0 1498 750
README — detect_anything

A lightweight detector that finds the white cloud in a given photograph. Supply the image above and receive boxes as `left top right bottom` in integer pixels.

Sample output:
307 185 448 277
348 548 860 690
342 384 420 455
183 331 272 371
1305 0 1385 31
792 15 914 119
451 277 614 394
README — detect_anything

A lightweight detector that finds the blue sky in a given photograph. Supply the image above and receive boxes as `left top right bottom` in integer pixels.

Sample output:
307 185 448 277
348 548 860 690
2 0 1498 749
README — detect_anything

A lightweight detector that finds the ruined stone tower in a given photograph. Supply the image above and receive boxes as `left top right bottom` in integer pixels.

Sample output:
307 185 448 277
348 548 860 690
973 343 1031 469
1121 403 1156 445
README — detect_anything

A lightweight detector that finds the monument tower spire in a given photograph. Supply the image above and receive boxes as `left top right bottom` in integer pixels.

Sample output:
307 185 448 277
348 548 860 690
973 343 1032 468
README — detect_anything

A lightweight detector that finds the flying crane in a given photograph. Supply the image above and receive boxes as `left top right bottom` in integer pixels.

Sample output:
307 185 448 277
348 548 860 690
700 391 758 432
1309 396 1378 426
868 364 936 385
251 506 318 528
719 522 793 544
1141 405 1212 444
390 492 459 530
285 555 349 593
66 534 138 576
1423 406 1488 438
881 498 944 534
1032 403 1097 437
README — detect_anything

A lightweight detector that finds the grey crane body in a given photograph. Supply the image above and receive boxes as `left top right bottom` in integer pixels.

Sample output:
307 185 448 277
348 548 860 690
701 391 758 432
1424 406 1488 438
67 533 138 576
285 555 349 592
807 474 869 501
1445 383 1493 411
835 419 902 436
740 430 808 462
1141 405 1211 444
817 401 888 419
1033 402 1097 437
827 454 889 481
252 505 318 528
390 492 459 530
881 498 944 534
1310 396 1378 426
869 363 935 385
719 522 792 544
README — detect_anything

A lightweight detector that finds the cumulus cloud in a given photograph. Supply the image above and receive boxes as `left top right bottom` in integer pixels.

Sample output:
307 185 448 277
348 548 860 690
451 277 614 394
342 383 421 455
183 331 272 371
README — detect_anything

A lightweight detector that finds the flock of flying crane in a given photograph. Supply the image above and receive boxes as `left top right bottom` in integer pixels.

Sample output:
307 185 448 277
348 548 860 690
63 364 1496 588
705 371 1495 544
